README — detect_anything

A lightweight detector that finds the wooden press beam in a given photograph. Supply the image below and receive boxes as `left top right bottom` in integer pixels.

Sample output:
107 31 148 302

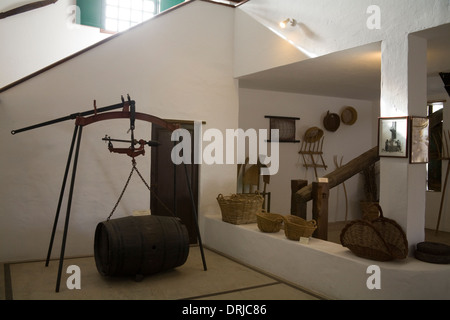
312 182 329 241
291 180 308 218
296 146 379 205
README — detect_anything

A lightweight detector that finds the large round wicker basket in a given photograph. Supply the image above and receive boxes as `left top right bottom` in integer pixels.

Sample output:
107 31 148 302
340 204 408 261
283 215 317 241
256 212 284 233
217 193 264 225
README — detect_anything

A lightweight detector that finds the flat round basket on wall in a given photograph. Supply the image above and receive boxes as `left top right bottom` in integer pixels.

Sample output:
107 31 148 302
323 111 341 132
341 106 358 125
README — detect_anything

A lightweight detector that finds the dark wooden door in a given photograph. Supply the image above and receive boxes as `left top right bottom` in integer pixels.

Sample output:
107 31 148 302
151 123 199 244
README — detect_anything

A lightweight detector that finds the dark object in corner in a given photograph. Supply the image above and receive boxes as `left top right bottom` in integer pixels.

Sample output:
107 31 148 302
440 72 450 97
415 241 450 264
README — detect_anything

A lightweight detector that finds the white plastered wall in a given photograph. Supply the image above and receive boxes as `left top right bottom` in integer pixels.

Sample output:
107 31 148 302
0 1 238 262
238 88 376 222
0 0 111 88
1 0 450 267
234 0 450 237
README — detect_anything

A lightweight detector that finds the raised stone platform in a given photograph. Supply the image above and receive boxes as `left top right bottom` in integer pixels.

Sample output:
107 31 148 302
202 215 450 300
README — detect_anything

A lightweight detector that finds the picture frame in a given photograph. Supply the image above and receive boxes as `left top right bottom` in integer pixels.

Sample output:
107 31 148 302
409 116 430 164
378 117 409 158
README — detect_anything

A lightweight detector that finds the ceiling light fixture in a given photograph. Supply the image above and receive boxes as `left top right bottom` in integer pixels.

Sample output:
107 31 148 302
279 18 297 28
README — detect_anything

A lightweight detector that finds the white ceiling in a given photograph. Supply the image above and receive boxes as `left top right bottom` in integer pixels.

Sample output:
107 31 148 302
2 1 449 101
238 23 450 101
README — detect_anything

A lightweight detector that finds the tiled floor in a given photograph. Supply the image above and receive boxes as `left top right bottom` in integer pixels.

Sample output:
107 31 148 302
1 247 325 301
2 224 449 301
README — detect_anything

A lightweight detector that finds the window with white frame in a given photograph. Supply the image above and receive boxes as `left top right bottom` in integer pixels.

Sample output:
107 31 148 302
77 0 185 31
104 0 158 32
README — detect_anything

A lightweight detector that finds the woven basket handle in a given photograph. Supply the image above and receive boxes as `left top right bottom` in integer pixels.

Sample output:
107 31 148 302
373 203 383 218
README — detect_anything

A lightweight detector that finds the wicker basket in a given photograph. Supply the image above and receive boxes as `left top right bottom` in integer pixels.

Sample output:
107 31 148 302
283 215 317 241
217 193 264 225
256 212 284 233
360 202 380 221
340 204 408 262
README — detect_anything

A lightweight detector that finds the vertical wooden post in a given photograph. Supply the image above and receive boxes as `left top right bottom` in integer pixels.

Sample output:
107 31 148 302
312 181 329 241
291 180 308 219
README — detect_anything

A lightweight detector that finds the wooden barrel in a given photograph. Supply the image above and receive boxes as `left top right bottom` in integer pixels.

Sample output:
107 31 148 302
94 215 190 277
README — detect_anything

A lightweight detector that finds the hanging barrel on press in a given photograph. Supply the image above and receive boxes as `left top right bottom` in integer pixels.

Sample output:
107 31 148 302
94 215 190 277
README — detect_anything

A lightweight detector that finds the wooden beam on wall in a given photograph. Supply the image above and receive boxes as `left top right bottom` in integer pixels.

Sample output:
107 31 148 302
0 1 58 20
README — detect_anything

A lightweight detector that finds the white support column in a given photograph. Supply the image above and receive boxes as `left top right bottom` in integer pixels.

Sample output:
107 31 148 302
379 34 428 251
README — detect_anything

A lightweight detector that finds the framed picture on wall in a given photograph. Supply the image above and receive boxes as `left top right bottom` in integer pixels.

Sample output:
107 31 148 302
378 117 409 158
409 116 430 164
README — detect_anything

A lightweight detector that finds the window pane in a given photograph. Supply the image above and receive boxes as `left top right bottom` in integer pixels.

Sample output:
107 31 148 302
119 7 131 20
131 10 142 22
120 0 132 8
118 20 131 31
433 104 444 113
131 0 143 10
105 18 118 32
143 11 154 21
103 0 159 32
143 0 155 12
105 6 118 18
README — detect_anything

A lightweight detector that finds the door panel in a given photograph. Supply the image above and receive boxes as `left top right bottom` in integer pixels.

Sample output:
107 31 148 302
151 123 198 244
